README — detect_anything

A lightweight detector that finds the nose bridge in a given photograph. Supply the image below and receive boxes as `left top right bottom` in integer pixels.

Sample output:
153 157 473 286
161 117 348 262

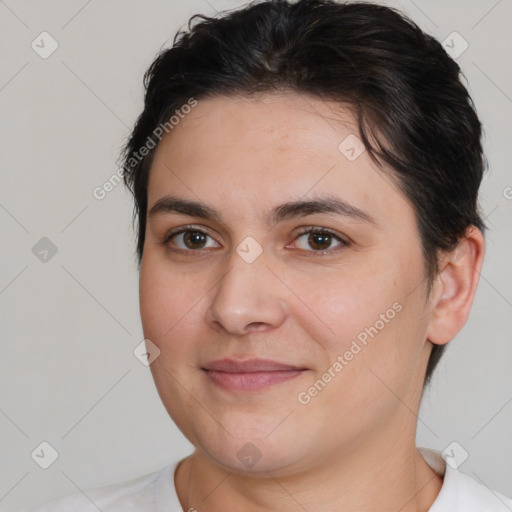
206 243 287 335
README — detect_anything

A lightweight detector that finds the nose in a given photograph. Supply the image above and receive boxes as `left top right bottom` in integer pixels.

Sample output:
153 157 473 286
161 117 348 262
205 249 288 336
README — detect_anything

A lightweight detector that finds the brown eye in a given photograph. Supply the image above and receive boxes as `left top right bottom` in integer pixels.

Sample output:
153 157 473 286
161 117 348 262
163 227 219 252
181 231 208 249
307 231 332 251
293 228 348 254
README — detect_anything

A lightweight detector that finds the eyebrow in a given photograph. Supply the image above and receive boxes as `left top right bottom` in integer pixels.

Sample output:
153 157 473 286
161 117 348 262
148 195 377 227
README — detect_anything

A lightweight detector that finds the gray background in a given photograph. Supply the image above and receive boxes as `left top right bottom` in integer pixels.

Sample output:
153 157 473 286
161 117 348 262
1 1 511 510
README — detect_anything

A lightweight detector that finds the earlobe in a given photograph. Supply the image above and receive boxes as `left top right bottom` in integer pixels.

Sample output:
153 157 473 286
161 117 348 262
426 226 485 346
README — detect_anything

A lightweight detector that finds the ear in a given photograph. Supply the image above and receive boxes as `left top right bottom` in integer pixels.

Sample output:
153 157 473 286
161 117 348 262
426 226 485 346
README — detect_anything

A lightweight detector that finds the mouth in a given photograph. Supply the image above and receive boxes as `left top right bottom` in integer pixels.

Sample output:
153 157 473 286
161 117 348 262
201 358 308 392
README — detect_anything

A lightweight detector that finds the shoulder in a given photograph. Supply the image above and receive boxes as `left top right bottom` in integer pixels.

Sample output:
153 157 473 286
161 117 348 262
418 447 512 512
24 465 175 512
439 467 512 511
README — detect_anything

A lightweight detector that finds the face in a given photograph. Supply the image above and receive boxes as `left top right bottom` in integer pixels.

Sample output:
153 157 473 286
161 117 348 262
139 92 436 476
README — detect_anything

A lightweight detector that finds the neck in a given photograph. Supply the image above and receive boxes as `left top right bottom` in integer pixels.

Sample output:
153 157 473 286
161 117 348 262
175 423 443 512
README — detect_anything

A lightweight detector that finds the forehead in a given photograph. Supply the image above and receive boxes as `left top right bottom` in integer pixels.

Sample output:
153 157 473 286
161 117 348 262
156 92 359 160
147 92 411 227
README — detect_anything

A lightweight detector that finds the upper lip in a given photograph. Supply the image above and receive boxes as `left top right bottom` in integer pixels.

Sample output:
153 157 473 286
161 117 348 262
202 358 306 372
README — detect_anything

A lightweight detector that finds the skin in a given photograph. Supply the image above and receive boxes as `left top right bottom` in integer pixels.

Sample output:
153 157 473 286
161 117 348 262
138 91 485 512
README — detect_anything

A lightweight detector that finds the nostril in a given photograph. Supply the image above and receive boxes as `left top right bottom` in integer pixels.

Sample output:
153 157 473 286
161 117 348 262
247 322 268 331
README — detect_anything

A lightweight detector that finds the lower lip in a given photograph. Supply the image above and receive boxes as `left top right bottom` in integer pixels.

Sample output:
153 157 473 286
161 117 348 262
203 369 306 391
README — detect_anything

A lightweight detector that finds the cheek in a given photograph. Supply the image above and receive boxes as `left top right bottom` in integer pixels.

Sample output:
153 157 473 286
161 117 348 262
287 260 400 349
139 254 204 349
287 257 424 389
139 257 206 416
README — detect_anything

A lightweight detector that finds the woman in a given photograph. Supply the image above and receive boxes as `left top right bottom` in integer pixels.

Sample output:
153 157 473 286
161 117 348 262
28 0 511 510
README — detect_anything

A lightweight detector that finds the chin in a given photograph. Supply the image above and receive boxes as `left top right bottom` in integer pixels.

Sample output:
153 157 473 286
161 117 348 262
193 429 311 476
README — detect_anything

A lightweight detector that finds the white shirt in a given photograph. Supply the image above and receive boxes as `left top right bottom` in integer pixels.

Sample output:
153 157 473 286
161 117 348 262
26 447 512 511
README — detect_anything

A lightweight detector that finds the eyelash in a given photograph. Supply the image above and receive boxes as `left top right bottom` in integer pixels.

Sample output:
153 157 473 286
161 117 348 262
160 224 349 257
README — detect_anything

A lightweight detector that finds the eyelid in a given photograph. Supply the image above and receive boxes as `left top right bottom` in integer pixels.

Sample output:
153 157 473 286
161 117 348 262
290 226 350 254
294 225 348 242
161 224 350 255
161 224 220 246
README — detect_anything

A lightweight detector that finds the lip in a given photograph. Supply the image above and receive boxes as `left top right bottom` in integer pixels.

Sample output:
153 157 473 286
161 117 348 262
201 358 308 392
202 358 306 372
